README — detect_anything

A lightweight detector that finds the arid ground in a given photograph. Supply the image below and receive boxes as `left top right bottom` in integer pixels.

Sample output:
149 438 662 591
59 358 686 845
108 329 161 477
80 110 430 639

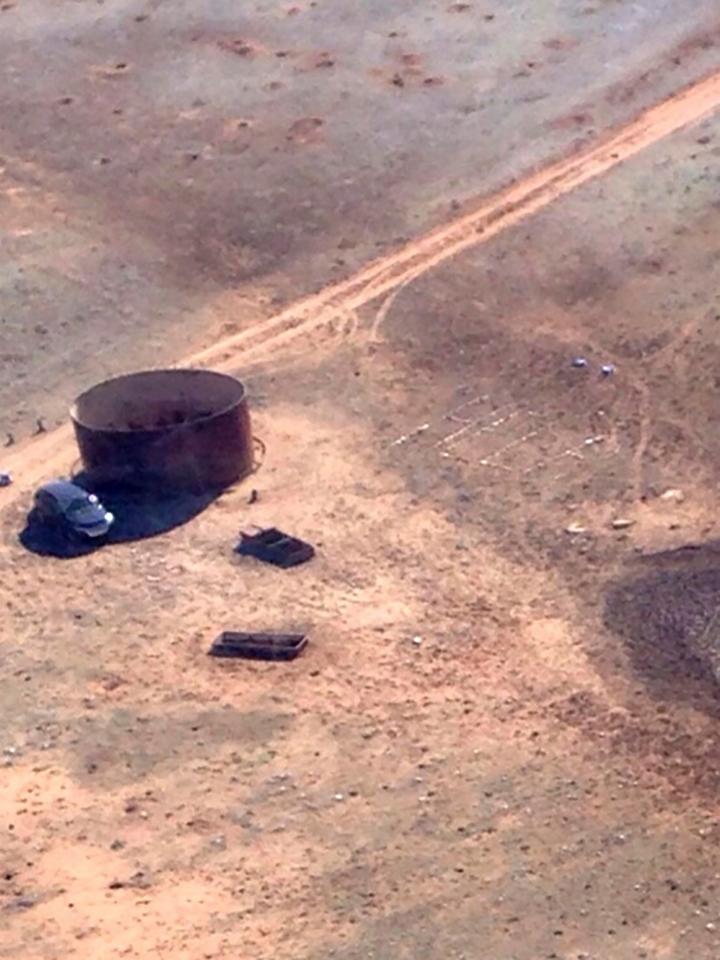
3 3 720 959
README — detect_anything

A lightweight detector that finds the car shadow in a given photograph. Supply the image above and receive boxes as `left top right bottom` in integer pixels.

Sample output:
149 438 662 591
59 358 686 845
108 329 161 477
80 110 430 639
19 475 222 558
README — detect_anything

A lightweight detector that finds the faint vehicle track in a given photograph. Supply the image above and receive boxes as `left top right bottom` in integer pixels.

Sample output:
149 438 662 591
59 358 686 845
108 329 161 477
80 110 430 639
2 71 720 511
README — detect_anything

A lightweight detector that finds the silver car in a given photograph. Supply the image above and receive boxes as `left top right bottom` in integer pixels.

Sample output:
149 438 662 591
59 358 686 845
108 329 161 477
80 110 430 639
34 480 114 540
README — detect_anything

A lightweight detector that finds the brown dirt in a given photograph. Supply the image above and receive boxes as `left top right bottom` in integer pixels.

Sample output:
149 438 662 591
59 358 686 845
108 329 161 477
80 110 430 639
5 10 720 960
4 66 720 515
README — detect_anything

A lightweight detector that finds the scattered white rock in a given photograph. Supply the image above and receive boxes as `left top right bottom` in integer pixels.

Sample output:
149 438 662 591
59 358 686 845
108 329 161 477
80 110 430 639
565 522 588 535
611 518 635 530
391 423 430 447
411 635 423 646
660 488 685 503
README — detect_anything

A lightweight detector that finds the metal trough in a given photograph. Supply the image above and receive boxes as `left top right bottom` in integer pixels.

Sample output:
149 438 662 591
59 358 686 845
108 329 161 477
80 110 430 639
71 369 253 493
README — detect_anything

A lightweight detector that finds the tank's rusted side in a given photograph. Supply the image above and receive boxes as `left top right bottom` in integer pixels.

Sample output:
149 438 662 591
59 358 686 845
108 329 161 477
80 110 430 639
71 370 253 493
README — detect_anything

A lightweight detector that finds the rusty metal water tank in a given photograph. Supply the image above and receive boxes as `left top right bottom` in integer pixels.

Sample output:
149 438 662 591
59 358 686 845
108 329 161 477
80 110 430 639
71 369 253 493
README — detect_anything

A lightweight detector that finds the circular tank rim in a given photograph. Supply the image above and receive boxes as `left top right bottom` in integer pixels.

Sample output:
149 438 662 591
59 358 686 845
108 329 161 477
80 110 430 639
70 368 247 435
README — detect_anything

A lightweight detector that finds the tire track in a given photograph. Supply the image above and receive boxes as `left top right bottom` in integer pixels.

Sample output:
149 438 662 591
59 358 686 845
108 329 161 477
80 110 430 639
3 69 720 511
193 69 720 371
